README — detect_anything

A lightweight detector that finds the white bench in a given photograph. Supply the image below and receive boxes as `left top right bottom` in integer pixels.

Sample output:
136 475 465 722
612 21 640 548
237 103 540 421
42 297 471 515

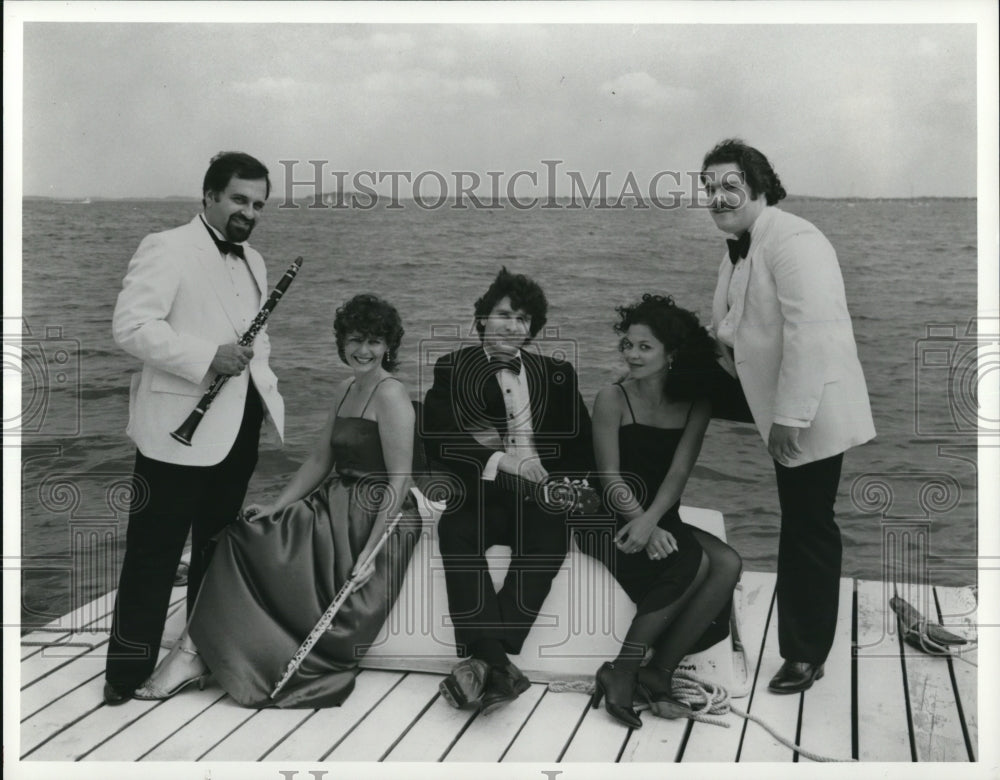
362 500 747 694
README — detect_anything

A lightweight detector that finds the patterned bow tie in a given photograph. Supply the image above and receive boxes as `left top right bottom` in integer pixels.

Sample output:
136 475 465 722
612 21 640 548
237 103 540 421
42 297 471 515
486 355 522 377
726 231 751 265
203 219 246 260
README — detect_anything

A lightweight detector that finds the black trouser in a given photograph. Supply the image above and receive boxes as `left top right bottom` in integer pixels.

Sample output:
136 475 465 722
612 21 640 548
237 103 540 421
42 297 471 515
105 384 263 690
774 453 844 663
707 360 845 663
437 483 570 657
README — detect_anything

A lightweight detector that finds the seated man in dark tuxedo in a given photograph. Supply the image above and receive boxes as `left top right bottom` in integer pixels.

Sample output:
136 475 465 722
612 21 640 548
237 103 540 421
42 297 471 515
422 267 594 714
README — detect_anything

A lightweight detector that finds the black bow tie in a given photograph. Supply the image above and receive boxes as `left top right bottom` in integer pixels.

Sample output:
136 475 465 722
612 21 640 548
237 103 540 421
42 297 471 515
203 219 246 260
726 231 751 265
486 354 522 377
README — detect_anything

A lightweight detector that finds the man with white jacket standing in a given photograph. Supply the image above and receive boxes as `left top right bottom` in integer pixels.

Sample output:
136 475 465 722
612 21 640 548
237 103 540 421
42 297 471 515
700 139 875 694
103 152 284 704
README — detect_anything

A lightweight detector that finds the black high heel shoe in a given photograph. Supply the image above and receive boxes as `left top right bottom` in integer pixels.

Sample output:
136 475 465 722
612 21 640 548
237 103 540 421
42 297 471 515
591 662 643 728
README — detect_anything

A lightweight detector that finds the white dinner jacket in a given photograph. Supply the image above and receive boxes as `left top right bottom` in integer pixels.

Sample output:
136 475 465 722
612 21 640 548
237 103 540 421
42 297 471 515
710 206 875 465
113 215 285 466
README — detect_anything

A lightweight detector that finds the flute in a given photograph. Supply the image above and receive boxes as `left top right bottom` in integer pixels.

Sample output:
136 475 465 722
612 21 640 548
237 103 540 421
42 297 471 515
270 512 404 699
171 255 303 446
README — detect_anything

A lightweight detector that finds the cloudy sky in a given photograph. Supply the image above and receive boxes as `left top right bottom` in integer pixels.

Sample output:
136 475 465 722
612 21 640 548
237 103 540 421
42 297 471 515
9 4 994 200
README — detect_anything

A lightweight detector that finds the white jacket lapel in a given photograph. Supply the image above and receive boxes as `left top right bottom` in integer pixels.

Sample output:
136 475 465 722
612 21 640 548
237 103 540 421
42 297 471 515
189 216 248 338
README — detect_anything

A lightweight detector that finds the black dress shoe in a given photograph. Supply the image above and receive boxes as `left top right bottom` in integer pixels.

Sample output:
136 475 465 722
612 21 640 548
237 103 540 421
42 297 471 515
440 657 490 709
103 682 134 706
480 663 530 715
767 661 824 694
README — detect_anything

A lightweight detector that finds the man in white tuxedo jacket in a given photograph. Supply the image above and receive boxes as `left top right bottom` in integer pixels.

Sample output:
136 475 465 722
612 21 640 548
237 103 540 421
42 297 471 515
103 152 284 704
700 140 875 694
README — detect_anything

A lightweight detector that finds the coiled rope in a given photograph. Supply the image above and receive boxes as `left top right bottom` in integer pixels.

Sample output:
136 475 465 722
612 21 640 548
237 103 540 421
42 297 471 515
548 670 856 762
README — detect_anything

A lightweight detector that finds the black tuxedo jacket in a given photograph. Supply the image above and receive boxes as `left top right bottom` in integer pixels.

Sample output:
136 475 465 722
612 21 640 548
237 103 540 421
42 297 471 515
422 344 594 510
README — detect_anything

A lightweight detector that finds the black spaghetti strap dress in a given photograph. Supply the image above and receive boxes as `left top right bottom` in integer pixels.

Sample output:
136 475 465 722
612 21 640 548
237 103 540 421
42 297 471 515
605 384 704 615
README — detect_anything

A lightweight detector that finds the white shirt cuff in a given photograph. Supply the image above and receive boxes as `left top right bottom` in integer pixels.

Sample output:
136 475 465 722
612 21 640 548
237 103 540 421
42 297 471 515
773 416 811 428
482 451 505 481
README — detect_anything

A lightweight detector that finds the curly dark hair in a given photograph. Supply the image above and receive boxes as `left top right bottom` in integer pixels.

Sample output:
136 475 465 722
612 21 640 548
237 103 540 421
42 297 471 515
333 294 405 371
615 294 718 402
474 267 548 342
701 139 787 205
201 151 271 207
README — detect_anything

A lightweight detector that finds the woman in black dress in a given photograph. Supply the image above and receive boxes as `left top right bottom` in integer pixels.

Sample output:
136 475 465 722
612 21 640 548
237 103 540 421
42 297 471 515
590 294 742 728
132 294 423 708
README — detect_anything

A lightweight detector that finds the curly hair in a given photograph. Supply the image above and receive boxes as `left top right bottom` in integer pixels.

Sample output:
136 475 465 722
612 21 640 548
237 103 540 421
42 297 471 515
615 294 718 402
474 267 548 341
333 294 405 371
201 151 271 207
701 139 787 205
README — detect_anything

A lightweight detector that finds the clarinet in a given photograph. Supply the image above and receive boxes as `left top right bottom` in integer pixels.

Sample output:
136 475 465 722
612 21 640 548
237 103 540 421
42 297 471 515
170 256 303 446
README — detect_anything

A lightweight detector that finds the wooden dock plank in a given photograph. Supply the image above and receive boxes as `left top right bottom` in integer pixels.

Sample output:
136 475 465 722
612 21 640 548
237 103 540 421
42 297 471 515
501 688 591 763
21 632 106 687
798 577 854 762
681 571 774 761
27 686 164 761
326 671 441 761
444 683 546 762
21 675 150 758
261 670 403 761
84 687 227 760
21 631 71 660
140 696 258 760
855 579 911 761
383 690 478 762
620 706 687 762
896 581 969 762
201 706 317 761
20 641 108 722
737 574 799 762
934 585 978 760
559 693 632 761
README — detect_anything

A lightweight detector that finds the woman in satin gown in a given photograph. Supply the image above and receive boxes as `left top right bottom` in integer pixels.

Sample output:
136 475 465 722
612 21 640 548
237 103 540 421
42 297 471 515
588 294 742 728
134 294 423 708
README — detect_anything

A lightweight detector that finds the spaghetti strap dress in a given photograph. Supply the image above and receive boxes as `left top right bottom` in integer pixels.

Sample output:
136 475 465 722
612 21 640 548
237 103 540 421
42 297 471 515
188 378 423 708
605 384 704 615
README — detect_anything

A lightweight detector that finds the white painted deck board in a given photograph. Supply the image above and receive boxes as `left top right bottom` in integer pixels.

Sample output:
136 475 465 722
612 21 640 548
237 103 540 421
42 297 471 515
383 690 478 762
896 581 970 762
444 682 546 762
501 688 591 763
140 695 258 760
736 575 798 762
326 671 442 761
798 577 855 762
201 705 317 761
84 687 227 761
681 571 774 761
16 572 979 764
262 670 404 761
934 585 978 760
855 578 912 761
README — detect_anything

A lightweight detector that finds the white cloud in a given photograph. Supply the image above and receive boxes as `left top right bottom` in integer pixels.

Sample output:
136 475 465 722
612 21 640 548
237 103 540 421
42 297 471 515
230 76 318 97
361 69 499 98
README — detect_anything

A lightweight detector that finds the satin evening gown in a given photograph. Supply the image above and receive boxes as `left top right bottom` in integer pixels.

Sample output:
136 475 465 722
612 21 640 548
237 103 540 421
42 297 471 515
188 414 423 708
